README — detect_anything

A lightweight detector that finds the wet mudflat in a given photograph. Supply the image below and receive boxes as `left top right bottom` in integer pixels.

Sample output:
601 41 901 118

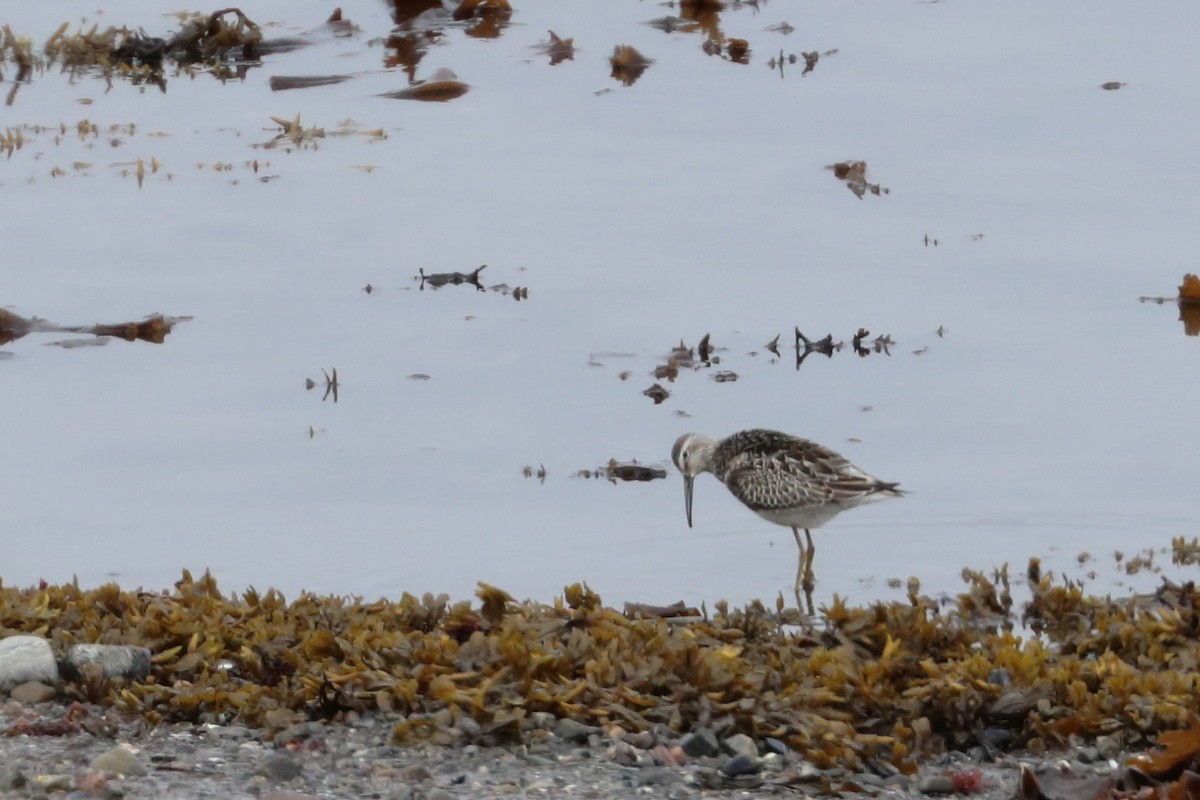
0 0 1198 614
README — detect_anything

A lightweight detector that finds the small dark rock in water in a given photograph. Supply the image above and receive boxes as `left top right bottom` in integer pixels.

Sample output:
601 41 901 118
643 383 670 404
269 74 354 91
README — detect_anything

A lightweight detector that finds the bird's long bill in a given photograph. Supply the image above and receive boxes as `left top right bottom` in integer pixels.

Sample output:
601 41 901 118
683 475 694 528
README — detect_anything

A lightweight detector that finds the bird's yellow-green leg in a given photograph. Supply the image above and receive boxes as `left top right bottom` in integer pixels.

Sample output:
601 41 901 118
791 528 812 614
802 528 816 615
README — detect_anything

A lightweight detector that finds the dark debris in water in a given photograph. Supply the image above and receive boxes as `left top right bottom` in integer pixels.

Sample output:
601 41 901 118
829 160 890 199
535 31 576 66
0 308 187 347
419 264 486 291
6 562 1200 769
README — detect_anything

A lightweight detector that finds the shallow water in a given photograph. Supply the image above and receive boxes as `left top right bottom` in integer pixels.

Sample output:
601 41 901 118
3 0 1199 608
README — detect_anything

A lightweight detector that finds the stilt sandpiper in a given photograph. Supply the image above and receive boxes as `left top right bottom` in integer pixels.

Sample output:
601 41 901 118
670 428 902 614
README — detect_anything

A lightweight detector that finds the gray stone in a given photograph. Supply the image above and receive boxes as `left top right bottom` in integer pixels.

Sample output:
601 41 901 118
261 754 303 782
9 681 56 704
917 775 958 795
719 753 760 776
636 768 683 787
763 737 790 756
1096 733 1123 760
0 636 59 690
64 644 152 682
723 733 758 760
552 718 600 743
528 712 556 730
680 729 721 758
90 745 147 777
456 715 482 738
986 667 1011 686
0 761 26 790
622 730 655 750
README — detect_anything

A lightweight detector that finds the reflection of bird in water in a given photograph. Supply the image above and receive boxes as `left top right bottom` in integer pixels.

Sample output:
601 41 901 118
670 429 903 614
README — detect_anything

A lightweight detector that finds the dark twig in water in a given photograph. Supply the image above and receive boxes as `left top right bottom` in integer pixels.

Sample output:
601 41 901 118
321 367 339 402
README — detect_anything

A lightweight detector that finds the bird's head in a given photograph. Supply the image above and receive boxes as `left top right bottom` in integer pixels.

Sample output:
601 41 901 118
671 433 716 528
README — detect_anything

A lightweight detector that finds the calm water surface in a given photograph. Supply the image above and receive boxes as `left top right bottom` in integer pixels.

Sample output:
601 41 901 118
3 0 1199 607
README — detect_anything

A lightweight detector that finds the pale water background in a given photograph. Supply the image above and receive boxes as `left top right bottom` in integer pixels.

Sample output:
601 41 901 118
2 0 1198 608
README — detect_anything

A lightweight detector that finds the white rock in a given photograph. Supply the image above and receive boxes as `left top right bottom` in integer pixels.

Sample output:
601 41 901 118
0 636 59 690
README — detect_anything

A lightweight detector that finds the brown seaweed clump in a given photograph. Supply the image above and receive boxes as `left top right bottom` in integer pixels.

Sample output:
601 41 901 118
3 563 1200 770
610 45 653 87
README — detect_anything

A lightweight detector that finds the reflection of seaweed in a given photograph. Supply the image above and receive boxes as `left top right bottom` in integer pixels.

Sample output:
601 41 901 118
14 8 351 100
829 160 889 199
1139 273 1200 336
304 368 340 402
610 45 654 86
535 31 575 65
419 264 486 291
794 327 836 367
0 308 187 346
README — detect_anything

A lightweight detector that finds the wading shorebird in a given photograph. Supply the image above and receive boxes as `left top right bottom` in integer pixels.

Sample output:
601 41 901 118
670 428 902 614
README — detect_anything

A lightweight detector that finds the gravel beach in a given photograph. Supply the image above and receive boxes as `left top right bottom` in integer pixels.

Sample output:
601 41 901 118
0 696 1130 800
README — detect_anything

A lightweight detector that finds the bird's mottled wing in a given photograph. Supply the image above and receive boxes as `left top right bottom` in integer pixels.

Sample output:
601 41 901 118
719 432 888 512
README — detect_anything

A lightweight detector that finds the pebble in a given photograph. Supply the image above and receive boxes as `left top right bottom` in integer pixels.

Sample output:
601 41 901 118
261 753 303 782
723 732 758 760
8 681 55 705
917 775 959 794
719 753 760 776
552 717 600 743
680 729 720 758
90 745 147 777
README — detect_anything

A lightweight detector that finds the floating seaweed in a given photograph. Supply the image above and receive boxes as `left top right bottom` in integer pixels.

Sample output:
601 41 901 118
610 45 653 86
794 327 838 366
305 367 339 402
643 383 670 404
0 308 187 346
828 160 889 199
1139 273 1200 336
602 459 667 483
535 31 576 65
269 74 355 92
419 264 486 291
643 17 698 34
380 68 470 102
